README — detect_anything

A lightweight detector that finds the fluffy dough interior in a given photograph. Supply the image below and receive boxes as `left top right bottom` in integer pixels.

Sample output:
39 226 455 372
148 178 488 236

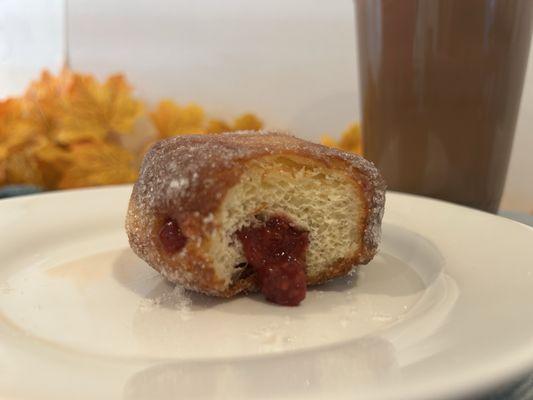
209 155 363 286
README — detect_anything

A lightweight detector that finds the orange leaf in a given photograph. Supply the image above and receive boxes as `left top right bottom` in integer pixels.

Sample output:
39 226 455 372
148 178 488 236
58 142 138 189
4 147 45 186
22 69 72 139
0 145 7 185
0 98 35 149
57 73 143 144
320 123 363 155
338 123 362 154
1 96 65 187
232 113 263 131
33 142 73 189
150 100 204 138
206 119 231 134
320 134 337 148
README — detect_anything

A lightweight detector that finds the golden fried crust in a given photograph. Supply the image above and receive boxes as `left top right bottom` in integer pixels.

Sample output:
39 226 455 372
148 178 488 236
126 131 386 297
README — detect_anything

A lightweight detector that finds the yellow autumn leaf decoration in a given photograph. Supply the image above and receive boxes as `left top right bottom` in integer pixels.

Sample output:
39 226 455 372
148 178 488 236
1 143 72 188
57 74 143 144
321 123 363 155
150 100 205 138
33 142 73 188
320 135 337 148
233 113 263 131
0 98 35 149
4 147 45 186
206 119 231 134
0 146 8 185
0 98 53 187
0 68 269 191
22 69 72 139
58 142 138 189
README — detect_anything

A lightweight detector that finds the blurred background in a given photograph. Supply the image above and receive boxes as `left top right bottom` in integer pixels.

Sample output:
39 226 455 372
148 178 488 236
0 0 531 213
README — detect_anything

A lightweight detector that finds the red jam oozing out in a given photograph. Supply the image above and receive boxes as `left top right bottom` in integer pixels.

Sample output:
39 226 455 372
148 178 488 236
159 218 187 254
237 216 309 306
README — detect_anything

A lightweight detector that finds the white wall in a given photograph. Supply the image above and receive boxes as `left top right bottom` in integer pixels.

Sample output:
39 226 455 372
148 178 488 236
0 0 531 213
0 0 64 95
66 0 360 140
503 56 533 214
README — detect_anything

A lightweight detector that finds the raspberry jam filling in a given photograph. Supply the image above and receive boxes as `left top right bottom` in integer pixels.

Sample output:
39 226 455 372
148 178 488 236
159 218 187 254
236 216 309 306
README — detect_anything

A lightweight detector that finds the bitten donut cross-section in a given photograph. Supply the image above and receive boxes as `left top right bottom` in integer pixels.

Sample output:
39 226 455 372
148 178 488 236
126 131 386 306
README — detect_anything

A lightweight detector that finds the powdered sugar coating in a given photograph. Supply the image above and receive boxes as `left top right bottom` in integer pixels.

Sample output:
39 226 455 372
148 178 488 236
126 131 386 296
139 285 192 321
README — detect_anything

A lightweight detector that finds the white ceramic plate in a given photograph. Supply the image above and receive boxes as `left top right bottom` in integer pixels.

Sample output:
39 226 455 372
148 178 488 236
1 186 533 400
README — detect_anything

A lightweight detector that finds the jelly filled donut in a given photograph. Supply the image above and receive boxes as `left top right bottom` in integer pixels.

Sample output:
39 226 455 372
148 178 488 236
126 131 385 306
